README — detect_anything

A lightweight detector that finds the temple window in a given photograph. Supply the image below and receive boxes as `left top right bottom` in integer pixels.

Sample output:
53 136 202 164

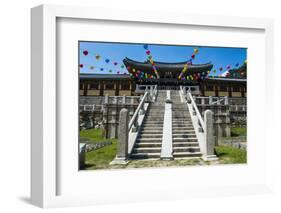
105 82 114 90
220 85 227 92
89 82 99 90
121 82 130 90
206 85 214 91
233 87 240 92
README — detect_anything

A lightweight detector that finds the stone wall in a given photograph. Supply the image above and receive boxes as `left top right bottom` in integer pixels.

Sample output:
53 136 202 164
197 104 231 145
80 96 141 138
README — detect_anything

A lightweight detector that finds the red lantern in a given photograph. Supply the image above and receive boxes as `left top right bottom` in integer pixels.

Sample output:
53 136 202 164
79 64 83 68
191 54 195 59
146 50 151 55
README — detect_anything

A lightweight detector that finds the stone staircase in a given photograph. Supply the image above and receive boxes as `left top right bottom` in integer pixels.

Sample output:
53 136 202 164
131 91 166 159
171 91 202 158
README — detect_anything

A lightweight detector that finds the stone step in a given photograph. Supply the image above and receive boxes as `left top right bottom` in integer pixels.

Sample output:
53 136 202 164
144 122 164 125
130 153 160 159
137 138 162 143
133 147 161 153
141 127 163 130
173 147 200 152
173 114 190 117
173 127 194 130
173 138 198 142
138 134 163 138
135 142 162 148
146 114 164 116
173 130 195 134
172 134 197 138
172 121 191 124
173 129 195 133
140 131 163 135
145 120 164 122
173 152 202 158
173 125 193 128
140 128 163 131
142 125 164 128
173 142 199 147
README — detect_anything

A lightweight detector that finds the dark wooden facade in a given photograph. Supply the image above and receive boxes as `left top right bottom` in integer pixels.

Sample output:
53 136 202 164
80 74 246 98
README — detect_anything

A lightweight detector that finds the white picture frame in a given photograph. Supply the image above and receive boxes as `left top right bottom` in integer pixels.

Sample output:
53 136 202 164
31 4 274 208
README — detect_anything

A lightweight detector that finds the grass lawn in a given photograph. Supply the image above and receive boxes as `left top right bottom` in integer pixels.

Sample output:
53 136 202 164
231 127 247 137
80 128 110 143
80 128 118 169
81 129 246 170
85 140 118 169
215 145 247 164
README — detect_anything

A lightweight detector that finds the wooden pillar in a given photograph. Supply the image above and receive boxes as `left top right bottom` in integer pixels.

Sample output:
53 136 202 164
100 81 104 96
116 81 120 96
215 85 219 97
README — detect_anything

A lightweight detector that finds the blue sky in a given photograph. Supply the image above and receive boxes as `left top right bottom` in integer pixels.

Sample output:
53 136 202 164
79 41 247 76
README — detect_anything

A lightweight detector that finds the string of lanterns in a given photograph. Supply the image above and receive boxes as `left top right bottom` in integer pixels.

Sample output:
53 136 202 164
79 49 126 71
178 48 200 80
126 66 157 79
143 44 160 79
212 59 247 77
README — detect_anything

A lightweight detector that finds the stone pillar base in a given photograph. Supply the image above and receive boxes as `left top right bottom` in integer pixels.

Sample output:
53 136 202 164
202 155 219 161
160 156 174 161
110 157 129 165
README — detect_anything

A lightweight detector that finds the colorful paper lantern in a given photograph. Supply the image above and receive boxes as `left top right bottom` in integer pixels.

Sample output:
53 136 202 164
143 44 148 50
95 55 100 60
90 66 94 70
191 54 195 59
146 50 151 55
235 63 239 67
114 62 118 66
121 65 125 68
79 64 83 68
194 48 199 54
105 59 110 63
83 50 88 56
100 68 104 71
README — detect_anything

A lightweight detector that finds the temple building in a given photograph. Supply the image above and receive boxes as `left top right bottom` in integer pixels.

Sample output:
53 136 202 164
80 57 247 97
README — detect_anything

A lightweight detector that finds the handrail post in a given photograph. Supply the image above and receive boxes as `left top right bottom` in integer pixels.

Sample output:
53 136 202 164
139 95 144 115
203 110 218 161
122 95 126 105
224 96 229 105
209 96 213 105
110 108 129 165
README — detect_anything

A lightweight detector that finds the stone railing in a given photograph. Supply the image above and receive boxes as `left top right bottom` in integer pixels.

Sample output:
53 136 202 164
127 91 153 155
180 85 200 95
194 96 229 105
111 88 158 164
105 95 140 105
135 84 157 93
79 104 104 112
180 87 218 161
